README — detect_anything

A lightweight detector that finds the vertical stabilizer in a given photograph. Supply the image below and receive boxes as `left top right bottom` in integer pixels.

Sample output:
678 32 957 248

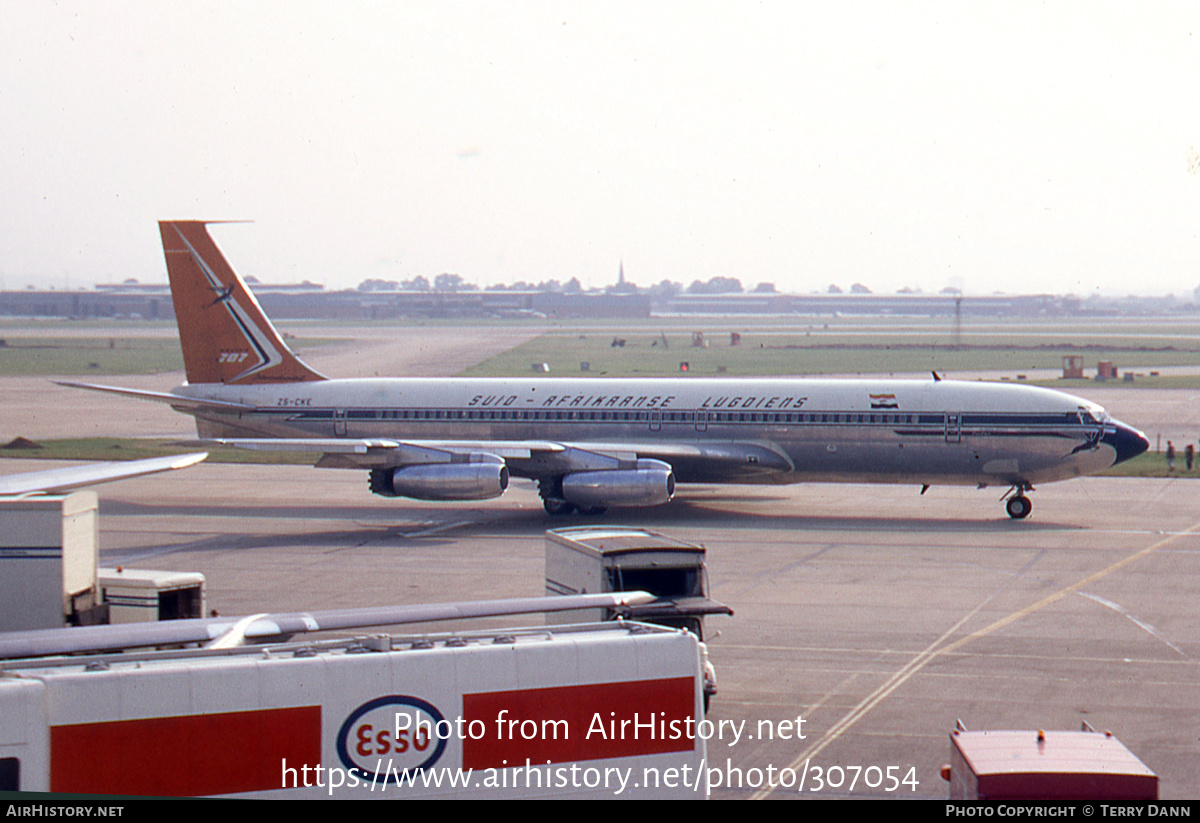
160 221 325 385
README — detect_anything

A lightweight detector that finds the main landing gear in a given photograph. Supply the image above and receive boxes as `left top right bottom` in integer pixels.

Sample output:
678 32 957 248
541 497 607 516
543 496 575 516
1002 483 1034 519
538 477 606 516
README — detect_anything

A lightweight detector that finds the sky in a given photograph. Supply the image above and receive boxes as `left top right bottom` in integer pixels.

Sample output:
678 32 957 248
2 1 1200 297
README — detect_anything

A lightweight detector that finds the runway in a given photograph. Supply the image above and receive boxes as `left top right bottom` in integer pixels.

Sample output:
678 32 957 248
34 459 1197 799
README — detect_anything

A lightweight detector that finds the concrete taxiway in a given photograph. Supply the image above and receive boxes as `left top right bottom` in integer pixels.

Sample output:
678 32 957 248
20 460 1192 800
2 323 1196 799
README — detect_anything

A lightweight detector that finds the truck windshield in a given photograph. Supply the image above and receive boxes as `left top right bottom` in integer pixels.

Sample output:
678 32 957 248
608 566 702 599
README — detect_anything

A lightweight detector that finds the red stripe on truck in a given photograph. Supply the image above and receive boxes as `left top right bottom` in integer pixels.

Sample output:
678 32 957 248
462 677 696 769
50 706 321 796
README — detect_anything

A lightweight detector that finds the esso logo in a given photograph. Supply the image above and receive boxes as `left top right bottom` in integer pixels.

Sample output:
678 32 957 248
336 696 448 782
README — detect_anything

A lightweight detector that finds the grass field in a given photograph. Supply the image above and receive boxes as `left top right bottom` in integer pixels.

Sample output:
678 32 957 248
460 329 1200 379
0 437 318 465
24 330 1155 380
8 314 1200 379
1031 375 1200 389
0 336 335 376
1096 451 1189 478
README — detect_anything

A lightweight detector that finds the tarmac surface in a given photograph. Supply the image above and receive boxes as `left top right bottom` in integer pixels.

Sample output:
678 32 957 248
2 324 1198 799
14 464 1192 800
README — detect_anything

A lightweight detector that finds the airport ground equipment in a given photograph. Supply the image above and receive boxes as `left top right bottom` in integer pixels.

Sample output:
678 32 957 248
544 526 730 706
98 567 206 623
544 527 731 635
0 622 706 798
0 492 106 632
0 452 207 632
942 723 1157 800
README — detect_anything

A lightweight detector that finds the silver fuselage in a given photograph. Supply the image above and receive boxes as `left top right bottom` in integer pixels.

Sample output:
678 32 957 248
176 376 1147 489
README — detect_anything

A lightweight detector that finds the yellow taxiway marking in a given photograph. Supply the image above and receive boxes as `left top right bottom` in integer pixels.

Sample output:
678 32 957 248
750 521 1200 799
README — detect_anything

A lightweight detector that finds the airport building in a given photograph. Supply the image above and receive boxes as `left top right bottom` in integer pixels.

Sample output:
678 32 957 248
4 281 1181 321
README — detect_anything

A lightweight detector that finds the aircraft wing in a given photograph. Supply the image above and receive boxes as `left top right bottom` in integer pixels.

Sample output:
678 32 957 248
0 591 655 659
207 437 795 476
0 452 209 497
208 437 557 460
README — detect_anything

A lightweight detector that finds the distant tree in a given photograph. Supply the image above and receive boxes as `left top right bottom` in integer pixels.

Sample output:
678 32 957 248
564 277 583 294
827 284 843 294
751 282 777 293
939 286 962 295
647 279 683 298
687 276 743 294
536 279 563 292
401 275 430 291
357 278 399 292
850 282 872 294
434 273 469 291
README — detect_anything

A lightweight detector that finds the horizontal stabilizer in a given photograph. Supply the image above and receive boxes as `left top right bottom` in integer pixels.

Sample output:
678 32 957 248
54 381 256 412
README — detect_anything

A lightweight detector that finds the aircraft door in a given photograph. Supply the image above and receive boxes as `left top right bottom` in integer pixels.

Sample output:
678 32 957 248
650 410 661 432
334 409 347 437
945 413 961 443
695 410 707 432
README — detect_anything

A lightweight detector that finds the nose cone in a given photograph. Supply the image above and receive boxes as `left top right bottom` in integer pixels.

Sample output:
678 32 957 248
1105 420 1150 466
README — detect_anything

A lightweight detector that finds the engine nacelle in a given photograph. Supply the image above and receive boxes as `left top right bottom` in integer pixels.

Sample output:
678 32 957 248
561 459 675 508
369 462 509 501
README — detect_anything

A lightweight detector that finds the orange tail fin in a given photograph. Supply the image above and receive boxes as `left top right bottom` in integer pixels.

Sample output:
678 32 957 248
160 221 325 385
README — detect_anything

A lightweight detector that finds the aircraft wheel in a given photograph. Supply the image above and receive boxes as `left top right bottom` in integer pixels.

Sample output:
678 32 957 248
543 497 576 516
578 506 608 516
1005 495 1032 519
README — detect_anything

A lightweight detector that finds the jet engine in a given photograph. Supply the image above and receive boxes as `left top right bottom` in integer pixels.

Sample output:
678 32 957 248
369 461 509 501
560 459 675 508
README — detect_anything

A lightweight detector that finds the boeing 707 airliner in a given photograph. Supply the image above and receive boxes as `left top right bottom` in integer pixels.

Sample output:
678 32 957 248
63 222 1149 519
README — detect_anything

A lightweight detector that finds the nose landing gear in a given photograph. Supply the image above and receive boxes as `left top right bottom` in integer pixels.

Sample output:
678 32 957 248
1002 483 1034 519
1005 495 1032 519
